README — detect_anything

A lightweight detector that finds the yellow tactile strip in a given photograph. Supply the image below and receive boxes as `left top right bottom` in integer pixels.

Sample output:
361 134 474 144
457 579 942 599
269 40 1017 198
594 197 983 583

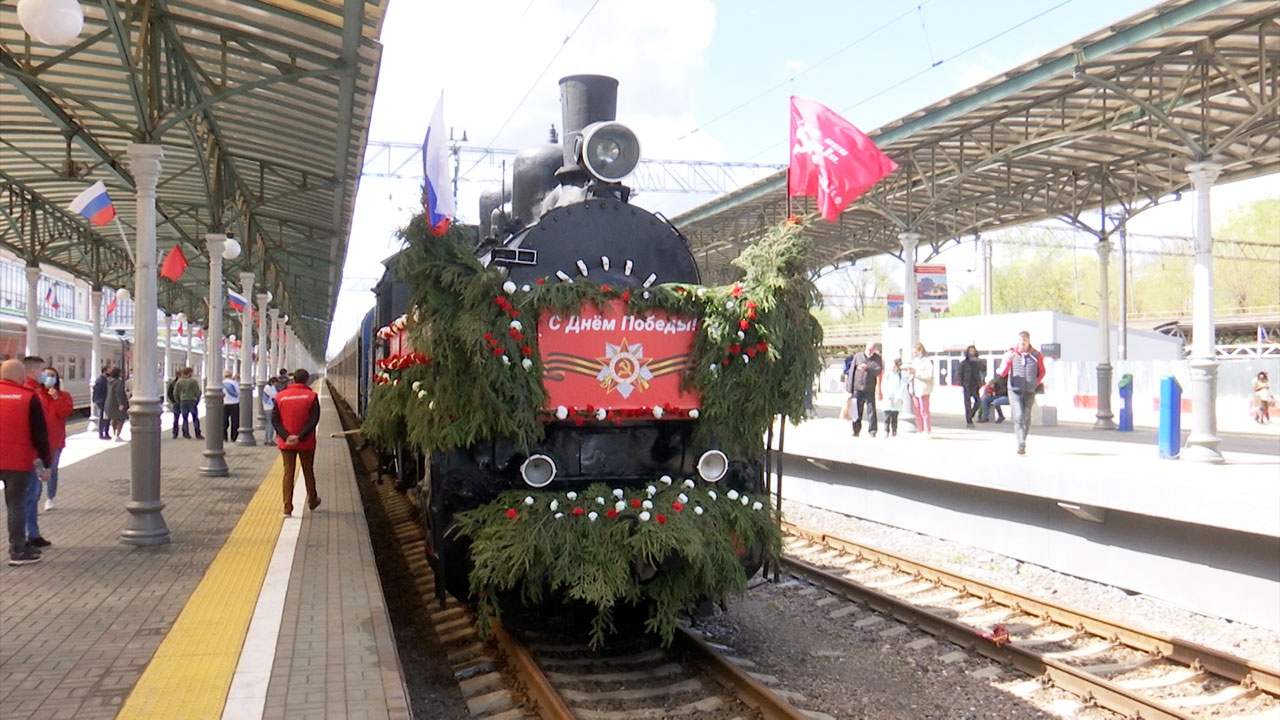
117 456 285 720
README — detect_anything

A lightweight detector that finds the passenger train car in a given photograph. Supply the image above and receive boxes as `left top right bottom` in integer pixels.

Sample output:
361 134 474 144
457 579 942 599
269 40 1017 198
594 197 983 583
1 309 205 411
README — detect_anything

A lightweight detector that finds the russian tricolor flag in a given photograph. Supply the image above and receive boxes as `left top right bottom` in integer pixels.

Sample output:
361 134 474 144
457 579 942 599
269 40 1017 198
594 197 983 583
69 181 116 226
422 93 454 238
228 289 249 313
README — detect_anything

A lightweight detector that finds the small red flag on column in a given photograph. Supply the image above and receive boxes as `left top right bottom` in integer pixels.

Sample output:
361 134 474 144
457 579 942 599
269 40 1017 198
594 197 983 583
196 327 204 340
788 96 898 222
105 295 118 316
160 244 189 281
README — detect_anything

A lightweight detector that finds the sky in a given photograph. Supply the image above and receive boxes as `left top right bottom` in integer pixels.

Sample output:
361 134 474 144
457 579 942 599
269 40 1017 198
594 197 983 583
325 0 1276 358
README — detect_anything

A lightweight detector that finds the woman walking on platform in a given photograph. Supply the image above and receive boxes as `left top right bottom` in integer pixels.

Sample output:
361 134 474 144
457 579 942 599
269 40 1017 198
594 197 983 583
907 342 935 437
104 368 129 441
36 367 73 511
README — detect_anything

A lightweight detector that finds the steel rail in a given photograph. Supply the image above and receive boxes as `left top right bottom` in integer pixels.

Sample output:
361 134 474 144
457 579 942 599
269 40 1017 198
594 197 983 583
675 627 809 720
784 522 1280 697
489 624 576 720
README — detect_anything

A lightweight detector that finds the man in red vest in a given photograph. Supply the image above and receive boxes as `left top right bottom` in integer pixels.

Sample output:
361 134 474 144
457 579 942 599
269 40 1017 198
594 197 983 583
271 368 322 516
1 359 52 565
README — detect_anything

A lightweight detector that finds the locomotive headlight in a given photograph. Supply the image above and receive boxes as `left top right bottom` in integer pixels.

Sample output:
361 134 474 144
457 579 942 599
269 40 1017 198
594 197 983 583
520 454 557 488
579 121 640 182
696 450 729 483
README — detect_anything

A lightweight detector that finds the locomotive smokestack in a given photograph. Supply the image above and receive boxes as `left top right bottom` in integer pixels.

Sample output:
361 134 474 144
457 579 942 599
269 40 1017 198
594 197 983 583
558 75 618 178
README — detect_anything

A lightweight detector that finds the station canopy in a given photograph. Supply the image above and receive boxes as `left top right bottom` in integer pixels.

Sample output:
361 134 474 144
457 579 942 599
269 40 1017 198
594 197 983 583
1 0 388 354
674 0 1280 283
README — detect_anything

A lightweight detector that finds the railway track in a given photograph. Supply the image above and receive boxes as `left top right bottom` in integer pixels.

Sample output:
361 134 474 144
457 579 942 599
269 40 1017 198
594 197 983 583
343 425 816 718
781 522 1280 720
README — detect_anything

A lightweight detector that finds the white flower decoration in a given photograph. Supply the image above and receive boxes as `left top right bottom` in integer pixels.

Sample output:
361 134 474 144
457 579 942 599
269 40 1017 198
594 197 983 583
642 500 653 510
566 491 578 501
502 280 517 294
554 512 564 519
646 485 657 497
727 489 739 500
688 409 699 419
596 497 605 505
615 500 626 512
726 300 735 309
683 479 695 489
588 511 598 522
556 406 569 420
652 406 664 418
737 330 746 340
522 358 533 370
694 506 704 516
659 475 672 485
742 355 750 364
417 390 428 399
549 499 559 511
741 495 750 505
708 490 718 501
510 319 523 331
411 381 422 392
613 488 625 499
678 493 689 504
752 501 764 511
596 408 607 421
524 496 535 506
639 511 651 522
521 284 531 292
642 291 651 299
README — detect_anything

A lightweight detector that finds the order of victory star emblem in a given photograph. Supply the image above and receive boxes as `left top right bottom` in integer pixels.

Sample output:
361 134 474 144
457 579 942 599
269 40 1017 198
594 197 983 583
596 339 653 398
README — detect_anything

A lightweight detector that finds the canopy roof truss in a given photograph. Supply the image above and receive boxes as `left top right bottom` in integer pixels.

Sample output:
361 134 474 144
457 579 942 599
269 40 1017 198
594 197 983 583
676 0 1279 283
1 0 387 352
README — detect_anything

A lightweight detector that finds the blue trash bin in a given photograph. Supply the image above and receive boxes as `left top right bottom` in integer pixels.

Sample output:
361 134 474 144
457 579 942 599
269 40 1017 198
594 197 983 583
1158 375 1181 459
1118 373 1134 432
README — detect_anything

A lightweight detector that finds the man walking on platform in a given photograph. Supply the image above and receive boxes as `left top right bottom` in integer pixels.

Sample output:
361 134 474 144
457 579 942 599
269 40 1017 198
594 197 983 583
92 366 110 439
272 369 322 517
846 342 883 437
1 359 52 566
173 367 203 439
998 331 1046 455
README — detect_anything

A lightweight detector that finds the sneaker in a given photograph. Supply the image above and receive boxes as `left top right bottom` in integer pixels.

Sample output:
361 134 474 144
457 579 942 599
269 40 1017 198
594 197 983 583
24 543 42 556
1017 446 1026 455
8 552 41 566
27 536 52 548
195 434 205 439
44 498 54 511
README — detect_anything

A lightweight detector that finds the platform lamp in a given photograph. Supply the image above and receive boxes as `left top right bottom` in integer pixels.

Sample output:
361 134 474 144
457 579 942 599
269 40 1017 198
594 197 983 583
200 233 240 477
16 0 84 46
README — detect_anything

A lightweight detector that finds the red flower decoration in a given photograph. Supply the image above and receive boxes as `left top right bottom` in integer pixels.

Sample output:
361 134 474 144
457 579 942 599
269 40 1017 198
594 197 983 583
672 501 683 512
621 290 631 302
739 319 750 330
606 508 619 518
730 284 744 297
630 498 642 508
572 507 584 516
485 332 494 342
600 284 611 293
747 348 757 357
493 297 505 307
509 310 520 318
747 311 757 320
506 508 518 519
536 277 546 285
746 301 757 310
521 346 533 356
756 342 768 352
656 514 667 524
492 347 504 357
728 344 741 354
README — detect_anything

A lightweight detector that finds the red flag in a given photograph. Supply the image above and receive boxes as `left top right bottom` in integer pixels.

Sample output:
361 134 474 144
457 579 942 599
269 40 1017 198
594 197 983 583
788 96 898 222
196 327 204 340
105 295 118 316
176 322 184 336
160 244 189 281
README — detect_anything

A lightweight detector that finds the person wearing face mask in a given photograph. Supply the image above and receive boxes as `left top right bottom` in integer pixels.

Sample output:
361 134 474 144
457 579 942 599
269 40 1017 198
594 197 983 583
35 367 74 512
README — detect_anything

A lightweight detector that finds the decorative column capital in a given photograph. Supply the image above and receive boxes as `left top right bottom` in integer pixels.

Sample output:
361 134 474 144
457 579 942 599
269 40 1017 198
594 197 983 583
126 143 164 185
239 271 255 290
898 231 922 252
1186 161 1222 187
1096 239 1112 256
205 232 229 256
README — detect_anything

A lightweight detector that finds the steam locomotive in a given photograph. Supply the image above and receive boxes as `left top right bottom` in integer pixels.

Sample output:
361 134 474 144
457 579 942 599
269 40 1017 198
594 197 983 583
330 76 794 640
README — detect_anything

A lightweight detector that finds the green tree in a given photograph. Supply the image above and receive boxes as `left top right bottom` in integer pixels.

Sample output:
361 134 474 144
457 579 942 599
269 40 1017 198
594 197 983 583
1216 199 1280 311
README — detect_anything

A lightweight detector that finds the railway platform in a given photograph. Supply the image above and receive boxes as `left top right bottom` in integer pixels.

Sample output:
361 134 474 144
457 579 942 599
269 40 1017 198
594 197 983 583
0 391 410 720
775 392 1280 631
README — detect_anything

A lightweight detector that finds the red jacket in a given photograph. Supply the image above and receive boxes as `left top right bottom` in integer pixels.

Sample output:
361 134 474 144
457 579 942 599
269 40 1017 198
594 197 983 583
272 383 320 451
0 378 52 472
38 386 75 451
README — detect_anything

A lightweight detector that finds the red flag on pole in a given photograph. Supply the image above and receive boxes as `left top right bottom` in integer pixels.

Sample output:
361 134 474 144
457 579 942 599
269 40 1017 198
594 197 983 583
196 327 204 340
105 295 118 316
176 322 184 336
160 244 189 281
788 96 898 223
